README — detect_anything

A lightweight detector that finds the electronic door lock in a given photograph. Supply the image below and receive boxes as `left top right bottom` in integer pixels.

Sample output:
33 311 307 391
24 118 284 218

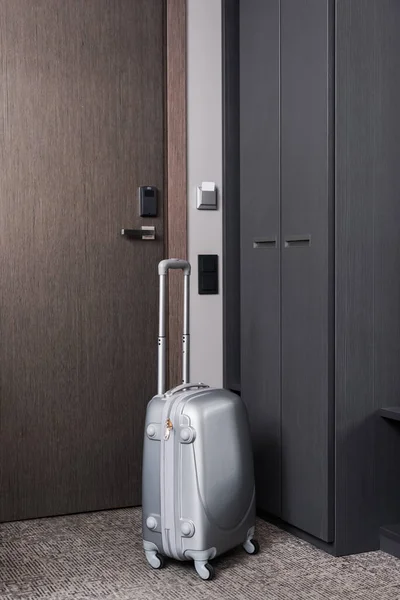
139 186 158 217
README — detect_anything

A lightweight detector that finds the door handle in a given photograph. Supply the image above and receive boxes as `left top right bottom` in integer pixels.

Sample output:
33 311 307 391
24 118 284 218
121 226 156 240
253 237 277 248
284 235 311 247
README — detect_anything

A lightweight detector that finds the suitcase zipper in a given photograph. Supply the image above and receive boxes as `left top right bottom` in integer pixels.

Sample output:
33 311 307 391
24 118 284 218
160 396 179 559
164 418 173 440
160 389 208 561
160 392 192 561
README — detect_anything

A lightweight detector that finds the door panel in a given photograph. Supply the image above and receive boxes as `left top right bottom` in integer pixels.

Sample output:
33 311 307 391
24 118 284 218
0 0 164 521
280 0 334 541
240 0 281 517
335 0 400 555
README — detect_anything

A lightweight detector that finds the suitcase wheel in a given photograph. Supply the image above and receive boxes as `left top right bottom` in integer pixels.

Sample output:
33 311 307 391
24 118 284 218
154 553 165 569
243 538 260 555
145 550 165 570
194 561 215 581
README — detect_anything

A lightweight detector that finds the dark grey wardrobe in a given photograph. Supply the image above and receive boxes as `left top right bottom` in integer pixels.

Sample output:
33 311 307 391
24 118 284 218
223 0 400 555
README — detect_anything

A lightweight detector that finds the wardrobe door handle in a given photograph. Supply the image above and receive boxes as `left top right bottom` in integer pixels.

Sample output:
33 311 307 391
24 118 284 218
253 237 277 249
284 235 311 248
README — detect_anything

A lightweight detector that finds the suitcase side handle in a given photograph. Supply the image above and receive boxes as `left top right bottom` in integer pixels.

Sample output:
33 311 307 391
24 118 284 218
165 382 209 397
158 259 191 395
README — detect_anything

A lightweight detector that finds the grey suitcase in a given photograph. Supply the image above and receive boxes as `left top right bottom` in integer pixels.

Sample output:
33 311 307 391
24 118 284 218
142 258 258 580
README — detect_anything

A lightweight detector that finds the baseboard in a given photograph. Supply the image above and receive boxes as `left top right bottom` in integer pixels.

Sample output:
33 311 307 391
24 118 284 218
257 510 337 556
380 524 400 559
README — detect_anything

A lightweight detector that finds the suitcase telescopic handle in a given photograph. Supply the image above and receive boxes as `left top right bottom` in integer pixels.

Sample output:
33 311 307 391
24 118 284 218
158 259 191 395
158 258 191 276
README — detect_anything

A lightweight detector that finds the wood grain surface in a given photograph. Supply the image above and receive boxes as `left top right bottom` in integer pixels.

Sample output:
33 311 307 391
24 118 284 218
0 0 164 521
165 0 187 388
239 0 282 518
335 0 400 554
280 0 334 543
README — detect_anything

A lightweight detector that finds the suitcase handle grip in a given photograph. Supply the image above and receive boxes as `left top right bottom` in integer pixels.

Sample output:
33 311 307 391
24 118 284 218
158 259 191 276
165 382 209 397
158 259 191 395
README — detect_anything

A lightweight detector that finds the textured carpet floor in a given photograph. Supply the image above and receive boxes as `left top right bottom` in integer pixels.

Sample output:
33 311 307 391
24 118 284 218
1 508 400 599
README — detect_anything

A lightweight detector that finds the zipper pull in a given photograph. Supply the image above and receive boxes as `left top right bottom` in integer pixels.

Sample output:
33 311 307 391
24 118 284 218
164 418 173 440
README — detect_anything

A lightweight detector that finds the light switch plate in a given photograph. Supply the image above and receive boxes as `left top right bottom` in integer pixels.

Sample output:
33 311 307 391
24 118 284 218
196 182 217 210
198 254 219 294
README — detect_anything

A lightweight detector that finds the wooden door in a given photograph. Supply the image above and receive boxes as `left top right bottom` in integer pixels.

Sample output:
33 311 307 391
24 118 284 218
239 0 282 517
0 0 164 521
280 0 334 542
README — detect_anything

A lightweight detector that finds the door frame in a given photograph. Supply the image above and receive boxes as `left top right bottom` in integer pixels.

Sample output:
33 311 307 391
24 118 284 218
165 0 187 388
222 0 241 392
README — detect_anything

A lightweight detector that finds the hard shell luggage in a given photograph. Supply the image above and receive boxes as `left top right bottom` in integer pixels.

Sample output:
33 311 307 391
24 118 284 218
142 259 258 580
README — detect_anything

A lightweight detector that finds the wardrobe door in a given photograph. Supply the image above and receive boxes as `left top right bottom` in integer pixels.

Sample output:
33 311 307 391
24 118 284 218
280 0 334 541
240 0 281 516
335 0 400 556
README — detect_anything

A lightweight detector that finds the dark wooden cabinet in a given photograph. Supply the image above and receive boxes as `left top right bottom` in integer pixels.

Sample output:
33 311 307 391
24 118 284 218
223 0 400 555
239 0 282 520
280 0 334 542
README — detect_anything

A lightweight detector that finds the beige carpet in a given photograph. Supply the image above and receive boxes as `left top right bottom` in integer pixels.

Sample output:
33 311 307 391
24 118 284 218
1 508 400 599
